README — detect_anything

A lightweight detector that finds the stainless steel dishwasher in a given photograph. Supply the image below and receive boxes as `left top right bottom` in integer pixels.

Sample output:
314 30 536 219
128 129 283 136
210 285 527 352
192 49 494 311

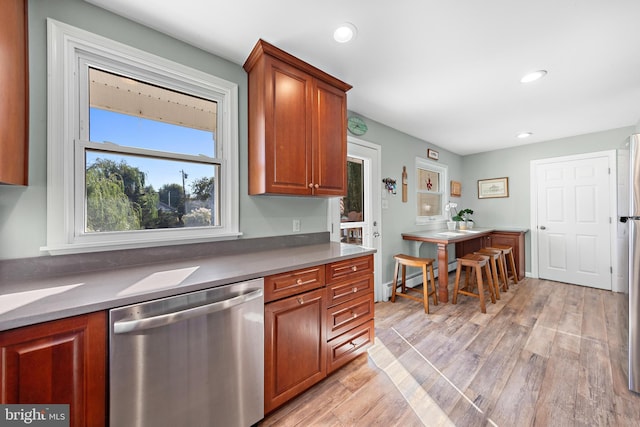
109 278 264 427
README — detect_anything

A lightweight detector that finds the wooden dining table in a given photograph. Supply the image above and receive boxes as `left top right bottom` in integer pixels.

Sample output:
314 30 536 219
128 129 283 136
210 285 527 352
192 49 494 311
402 227 495 303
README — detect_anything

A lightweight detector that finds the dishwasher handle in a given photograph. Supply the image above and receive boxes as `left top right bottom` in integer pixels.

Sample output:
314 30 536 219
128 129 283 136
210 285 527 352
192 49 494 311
113 288 263 334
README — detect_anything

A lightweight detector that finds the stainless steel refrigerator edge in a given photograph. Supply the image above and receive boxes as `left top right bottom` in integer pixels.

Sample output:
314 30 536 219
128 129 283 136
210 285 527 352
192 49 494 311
619 134 640 393
109 278 265 426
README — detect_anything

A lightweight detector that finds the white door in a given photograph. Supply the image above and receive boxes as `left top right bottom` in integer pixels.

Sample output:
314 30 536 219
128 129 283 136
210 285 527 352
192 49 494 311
328 138 383 301
532 151 615 290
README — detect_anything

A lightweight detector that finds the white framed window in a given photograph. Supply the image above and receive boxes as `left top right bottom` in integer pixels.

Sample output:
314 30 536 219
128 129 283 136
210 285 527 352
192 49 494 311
415 157 449 224
44 19 239 254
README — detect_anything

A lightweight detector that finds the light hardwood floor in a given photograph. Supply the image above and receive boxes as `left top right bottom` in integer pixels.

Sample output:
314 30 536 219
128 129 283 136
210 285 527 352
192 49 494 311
260 276 640 426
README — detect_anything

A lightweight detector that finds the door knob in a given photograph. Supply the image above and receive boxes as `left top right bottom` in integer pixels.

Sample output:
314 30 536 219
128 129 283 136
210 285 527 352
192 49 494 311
373 232 380 238
539 225 546 230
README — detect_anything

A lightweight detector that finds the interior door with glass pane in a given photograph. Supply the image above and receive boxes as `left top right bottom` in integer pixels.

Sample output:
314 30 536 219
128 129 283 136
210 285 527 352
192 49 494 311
340 156 366 245
333 139 382 301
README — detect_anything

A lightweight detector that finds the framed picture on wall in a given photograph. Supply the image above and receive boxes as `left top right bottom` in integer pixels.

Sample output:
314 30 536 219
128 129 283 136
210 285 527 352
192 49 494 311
427 149 439 160
478 177 509 198
450 180 461 197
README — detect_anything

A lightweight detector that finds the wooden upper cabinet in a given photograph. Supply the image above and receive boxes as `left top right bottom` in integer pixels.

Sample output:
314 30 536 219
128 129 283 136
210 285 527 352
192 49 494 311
0 0 29 185
244 39 351 196
313 79 348 196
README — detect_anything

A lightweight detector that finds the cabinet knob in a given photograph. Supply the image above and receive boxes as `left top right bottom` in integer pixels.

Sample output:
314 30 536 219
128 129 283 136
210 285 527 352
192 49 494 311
352 287 358 293
314 184 319 189
297 297 304 305
351 266 357 272
296 278 303 285
351 311 357 318
308 183 314 188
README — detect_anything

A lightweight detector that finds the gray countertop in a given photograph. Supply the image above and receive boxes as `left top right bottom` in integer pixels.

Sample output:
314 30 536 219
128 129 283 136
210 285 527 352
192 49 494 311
402 227 495 243
0 242 375 332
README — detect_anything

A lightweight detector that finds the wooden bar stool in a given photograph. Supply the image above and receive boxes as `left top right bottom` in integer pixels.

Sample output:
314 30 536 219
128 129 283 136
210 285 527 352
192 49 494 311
391 254 438 314
487 244 518 287
452 253 496 313
476 248 506 297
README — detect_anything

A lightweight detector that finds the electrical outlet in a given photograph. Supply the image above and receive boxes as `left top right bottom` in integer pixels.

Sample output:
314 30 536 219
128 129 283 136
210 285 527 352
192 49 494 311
293 219 301 232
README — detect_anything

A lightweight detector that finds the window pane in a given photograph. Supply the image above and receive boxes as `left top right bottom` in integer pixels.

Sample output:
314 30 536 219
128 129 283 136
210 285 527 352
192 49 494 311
341 227 363 245
89 68 216 157
418 168 440 192
417 193 442 217
341 157 364 223
85 151 219 232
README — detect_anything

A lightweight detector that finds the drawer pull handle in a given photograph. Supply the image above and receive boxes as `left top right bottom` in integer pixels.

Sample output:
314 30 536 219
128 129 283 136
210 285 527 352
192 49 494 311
297 297 304 305
352 287 358 293
296 278 303 285
352 311 357 318
351 266 357 272
350 341 357 348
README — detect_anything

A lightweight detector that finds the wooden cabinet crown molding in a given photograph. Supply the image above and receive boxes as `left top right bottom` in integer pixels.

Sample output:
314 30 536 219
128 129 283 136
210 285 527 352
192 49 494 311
0 0 29 185
243 39 352 92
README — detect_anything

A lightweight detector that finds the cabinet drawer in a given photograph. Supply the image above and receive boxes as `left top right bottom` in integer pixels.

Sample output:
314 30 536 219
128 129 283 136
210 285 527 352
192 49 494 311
326 274 373 307
264 265 325 303
326 293 374 340
325 255 373 283
327 319 374 374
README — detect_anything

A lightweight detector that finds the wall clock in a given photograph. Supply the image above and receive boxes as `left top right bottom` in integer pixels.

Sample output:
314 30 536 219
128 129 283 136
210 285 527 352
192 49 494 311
347 116 368 135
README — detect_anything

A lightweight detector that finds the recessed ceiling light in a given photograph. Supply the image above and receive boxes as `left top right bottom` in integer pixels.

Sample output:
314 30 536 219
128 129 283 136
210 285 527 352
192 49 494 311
520 70 547 83
334 23 357 43
517 132 533 139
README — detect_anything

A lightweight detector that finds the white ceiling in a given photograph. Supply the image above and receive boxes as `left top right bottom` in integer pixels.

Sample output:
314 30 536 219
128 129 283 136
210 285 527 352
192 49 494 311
85 0 640 155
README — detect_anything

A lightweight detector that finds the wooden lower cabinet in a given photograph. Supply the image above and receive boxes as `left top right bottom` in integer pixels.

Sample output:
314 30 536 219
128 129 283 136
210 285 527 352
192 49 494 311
454 230 526 280
264 287 326 413
487 230 526 280
264 254 375 414
455 236 485 258
0 311 107 427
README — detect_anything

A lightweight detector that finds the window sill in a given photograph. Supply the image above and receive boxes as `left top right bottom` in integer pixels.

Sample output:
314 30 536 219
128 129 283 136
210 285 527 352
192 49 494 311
41 232 243 256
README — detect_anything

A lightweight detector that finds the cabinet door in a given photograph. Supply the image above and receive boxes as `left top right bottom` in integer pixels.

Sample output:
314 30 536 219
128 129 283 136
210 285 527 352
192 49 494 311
264 57 313 195
0 312 107 427
312 79 347 196
264 288 326 413
0 0 28 185
455 236 485 257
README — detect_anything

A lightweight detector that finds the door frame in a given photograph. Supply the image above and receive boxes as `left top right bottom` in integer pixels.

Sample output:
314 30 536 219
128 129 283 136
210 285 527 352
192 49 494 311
328 137 383 301
529 150 619 289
